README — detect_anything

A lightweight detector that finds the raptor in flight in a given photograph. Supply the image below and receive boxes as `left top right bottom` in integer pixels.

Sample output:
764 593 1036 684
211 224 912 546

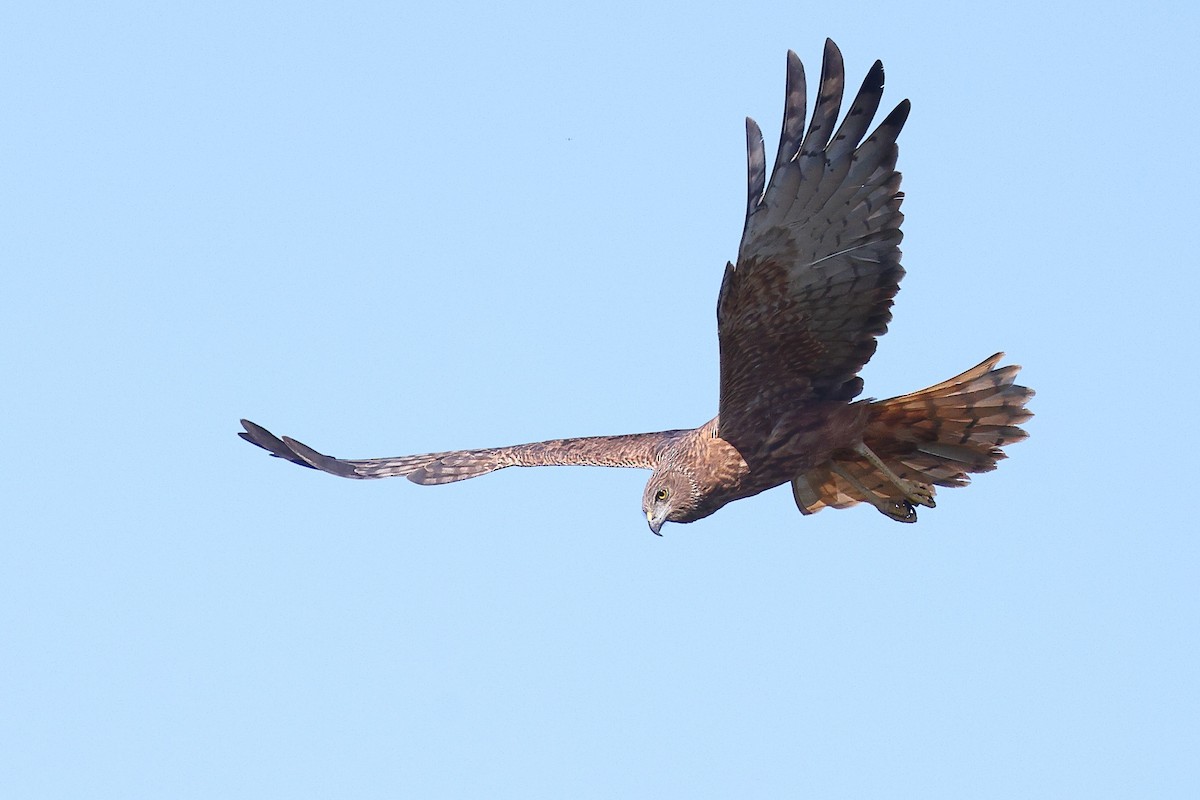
241 40 1034 534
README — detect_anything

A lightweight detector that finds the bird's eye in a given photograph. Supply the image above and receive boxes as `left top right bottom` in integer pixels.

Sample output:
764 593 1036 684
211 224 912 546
655 488 669 501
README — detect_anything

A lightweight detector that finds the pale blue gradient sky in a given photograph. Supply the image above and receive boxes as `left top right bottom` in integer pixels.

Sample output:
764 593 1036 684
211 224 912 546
3 1 1197 797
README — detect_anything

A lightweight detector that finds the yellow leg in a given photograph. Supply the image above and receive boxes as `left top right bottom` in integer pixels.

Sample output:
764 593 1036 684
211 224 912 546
831 462 918 523
854 442 936 509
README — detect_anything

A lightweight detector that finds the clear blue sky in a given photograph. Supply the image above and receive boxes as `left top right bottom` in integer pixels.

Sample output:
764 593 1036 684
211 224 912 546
3 1 1197 797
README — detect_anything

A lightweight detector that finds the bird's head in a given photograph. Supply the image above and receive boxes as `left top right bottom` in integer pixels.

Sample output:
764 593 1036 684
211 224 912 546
642 468 701 536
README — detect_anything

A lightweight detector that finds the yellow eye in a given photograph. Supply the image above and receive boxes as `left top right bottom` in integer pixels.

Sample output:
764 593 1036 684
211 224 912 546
655 488 669 502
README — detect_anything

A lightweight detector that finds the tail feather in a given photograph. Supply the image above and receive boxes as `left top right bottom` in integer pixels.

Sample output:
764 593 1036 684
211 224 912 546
792 353 1033 517
793 459 901 514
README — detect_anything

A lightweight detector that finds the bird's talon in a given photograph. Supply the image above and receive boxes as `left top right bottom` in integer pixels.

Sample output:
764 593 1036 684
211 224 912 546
901 480 936 509
881 499 917 523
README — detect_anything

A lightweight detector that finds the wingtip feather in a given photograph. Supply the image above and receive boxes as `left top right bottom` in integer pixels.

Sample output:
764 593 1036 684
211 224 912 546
280 435 360 478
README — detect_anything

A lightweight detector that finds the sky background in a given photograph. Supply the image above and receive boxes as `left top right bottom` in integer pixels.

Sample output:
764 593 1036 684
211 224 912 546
3 1 1198 797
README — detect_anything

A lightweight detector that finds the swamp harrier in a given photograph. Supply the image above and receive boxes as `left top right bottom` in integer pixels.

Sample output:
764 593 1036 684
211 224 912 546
241 40 1034 534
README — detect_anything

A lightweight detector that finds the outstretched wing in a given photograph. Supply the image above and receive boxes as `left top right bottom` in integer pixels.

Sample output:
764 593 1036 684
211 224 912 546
239 419 673 485
717 39 910 450
239 419 490 484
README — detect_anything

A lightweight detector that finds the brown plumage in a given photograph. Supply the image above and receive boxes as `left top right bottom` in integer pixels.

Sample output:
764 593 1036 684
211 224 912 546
240 40 1033 534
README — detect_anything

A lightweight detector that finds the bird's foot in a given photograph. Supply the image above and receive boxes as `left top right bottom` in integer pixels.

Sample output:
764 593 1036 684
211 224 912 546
830 463 920 523
896 477 936 509
853 442 936 509
877 498 918 523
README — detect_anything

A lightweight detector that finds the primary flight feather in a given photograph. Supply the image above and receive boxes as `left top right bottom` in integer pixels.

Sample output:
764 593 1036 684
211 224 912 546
240 40 1034 534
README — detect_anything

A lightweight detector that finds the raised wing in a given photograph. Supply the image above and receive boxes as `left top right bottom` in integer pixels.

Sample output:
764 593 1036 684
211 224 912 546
717 40 910 450
239 419 672 485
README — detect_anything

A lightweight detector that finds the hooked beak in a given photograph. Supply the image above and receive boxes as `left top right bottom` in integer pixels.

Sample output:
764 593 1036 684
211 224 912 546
646 510 664 536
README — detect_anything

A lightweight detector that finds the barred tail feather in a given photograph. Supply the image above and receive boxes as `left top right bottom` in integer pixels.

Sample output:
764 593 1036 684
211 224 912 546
792 353 1034 515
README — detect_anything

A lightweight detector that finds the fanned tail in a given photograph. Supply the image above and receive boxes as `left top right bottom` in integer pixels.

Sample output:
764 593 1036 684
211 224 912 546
791 353 1034 517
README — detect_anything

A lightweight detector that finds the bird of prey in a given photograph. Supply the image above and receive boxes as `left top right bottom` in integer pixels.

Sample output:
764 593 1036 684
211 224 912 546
240 40 1033 534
